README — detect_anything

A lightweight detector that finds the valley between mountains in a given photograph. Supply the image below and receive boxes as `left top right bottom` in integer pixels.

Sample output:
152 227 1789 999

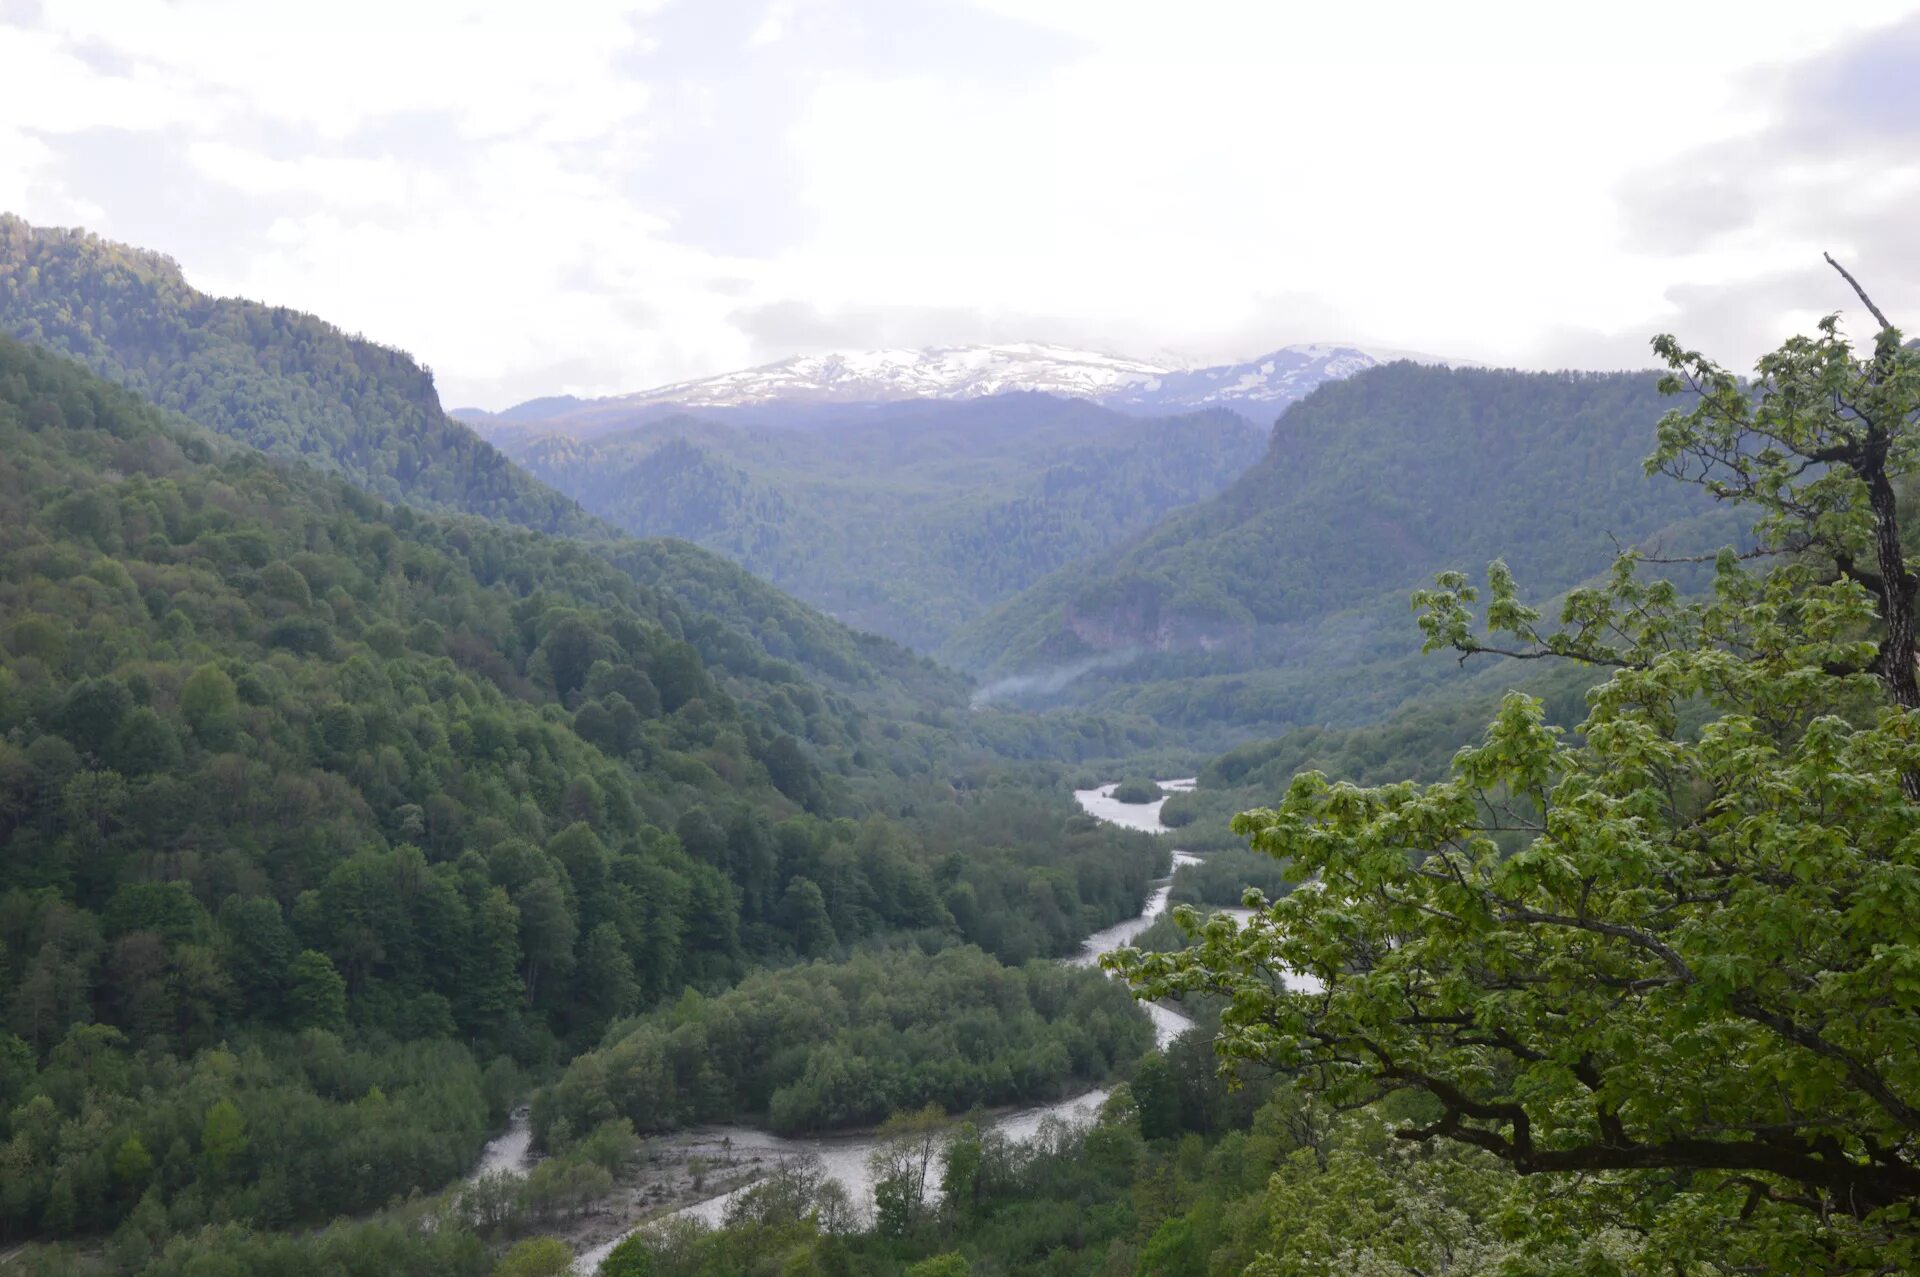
1 213 1915 1277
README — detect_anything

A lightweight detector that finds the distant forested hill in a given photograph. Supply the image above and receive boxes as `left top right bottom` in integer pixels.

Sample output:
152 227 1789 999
490 395 1267 651
945 362 1742 737
0 215 604 538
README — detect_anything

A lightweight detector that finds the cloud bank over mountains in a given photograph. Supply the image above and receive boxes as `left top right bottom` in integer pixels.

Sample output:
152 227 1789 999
3 0 1917 409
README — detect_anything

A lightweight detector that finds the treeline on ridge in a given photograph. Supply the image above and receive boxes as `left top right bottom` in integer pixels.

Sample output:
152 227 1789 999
0 215 603 539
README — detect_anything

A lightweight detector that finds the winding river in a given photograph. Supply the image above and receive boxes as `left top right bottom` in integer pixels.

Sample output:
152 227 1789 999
527 777 1210 1272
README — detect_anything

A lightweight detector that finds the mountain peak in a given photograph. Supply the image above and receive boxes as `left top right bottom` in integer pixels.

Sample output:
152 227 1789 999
614 342 1170 409
491 340 1472 422
1101 344 1473 414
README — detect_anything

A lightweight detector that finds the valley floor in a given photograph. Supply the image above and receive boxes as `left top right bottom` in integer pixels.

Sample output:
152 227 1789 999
479 776 1204 1272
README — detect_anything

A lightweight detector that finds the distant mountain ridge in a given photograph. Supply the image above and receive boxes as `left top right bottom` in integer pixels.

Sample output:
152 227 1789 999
462 341 1470 431
1102 343 1475 413
624 342 1171 408
492 395 1269 651
941 361 1744 742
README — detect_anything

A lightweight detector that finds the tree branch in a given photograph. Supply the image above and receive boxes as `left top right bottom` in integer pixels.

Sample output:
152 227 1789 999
1448 642 1641 670
1825 252 1895 332
1495 906 1696 982
1731 994 1920 1134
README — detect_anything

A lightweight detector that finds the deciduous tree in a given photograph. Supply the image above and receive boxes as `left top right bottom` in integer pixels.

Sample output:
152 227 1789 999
1113 294 1920 1271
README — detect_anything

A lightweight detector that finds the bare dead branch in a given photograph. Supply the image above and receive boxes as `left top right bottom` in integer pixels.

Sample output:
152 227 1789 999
1825 252 1895 332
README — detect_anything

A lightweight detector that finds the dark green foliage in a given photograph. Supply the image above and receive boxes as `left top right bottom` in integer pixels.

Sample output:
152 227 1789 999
536 947 1152 1140
2 219 985 742
1165 847 1290 909
888 785 1170 965
592 534 972 722
776 877 837 958
1 1028 494 1243
598 1234 659 1277
1108 777 1160 804
139 1214 491 1277
286 951 348 1032
0 219 976 731
492 397 1266 651
177 663 238 748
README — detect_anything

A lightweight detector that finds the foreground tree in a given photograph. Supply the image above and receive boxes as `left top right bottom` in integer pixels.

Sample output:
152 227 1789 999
1112 283 1920 1271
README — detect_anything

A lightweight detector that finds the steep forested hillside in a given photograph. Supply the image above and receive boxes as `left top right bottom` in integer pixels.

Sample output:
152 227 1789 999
0 218 984 723
0 338 1166 1254
490 396 1267 651
0 216 603 538
946 363 1737 737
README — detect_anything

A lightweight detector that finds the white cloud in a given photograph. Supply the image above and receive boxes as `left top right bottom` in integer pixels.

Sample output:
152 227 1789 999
31 0 660 141
749 0 796 47
184 142 433 211
768 0 1920 372
4 0 1920 406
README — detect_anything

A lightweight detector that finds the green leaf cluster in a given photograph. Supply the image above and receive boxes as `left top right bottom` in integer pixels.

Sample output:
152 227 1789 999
1111 315 1920 1269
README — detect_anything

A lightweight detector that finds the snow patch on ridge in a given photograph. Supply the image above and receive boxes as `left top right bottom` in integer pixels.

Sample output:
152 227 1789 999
497 341 1475 420
614 343 1171 408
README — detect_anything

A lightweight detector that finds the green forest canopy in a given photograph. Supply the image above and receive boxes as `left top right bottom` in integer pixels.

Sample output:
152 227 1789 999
0 335 1168 1250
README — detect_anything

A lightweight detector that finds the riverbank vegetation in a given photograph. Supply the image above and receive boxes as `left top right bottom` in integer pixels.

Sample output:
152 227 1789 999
589 1022 1605 1277
536 947 1152 1141
1165 847 1289 910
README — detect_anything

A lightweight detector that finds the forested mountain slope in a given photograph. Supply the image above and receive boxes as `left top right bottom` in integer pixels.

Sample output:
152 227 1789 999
945 362 1737 736
0 215 604 538
492 395 1267 650
0 337 1167 1250
0 217 978 721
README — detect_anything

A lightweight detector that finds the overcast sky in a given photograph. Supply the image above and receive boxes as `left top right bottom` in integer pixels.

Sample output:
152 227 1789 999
4 0 1918 409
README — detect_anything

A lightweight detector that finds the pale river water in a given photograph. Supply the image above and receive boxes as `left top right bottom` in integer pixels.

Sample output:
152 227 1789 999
469 1108 532 1181
468 776 1235 1272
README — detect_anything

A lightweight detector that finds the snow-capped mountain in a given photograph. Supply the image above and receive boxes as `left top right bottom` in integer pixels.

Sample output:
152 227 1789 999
1103 344 1401 413
469 342 1471 429
613 343 1171 408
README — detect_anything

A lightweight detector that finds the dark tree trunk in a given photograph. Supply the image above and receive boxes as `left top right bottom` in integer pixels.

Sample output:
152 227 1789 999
1867 464 1919 713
